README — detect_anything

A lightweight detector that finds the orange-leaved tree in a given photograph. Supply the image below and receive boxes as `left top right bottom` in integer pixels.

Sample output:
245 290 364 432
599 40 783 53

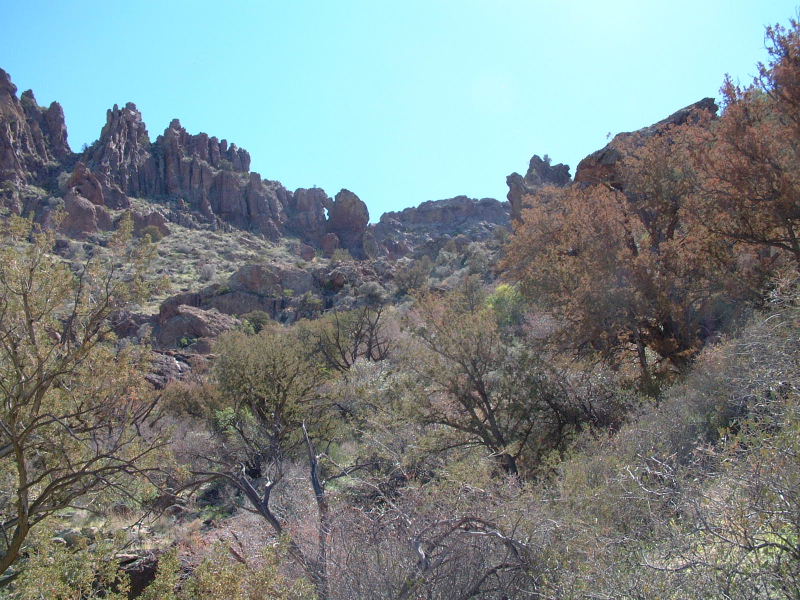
692 19 800 271
504 127 751 382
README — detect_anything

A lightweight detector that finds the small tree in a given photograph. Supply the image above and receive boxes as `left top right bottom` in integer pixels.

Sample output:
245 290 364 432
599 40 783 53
0 217 164 584
504 128 755 382
693 19 800 271
405 278 584 478
188 326 368 600
298 305 391 373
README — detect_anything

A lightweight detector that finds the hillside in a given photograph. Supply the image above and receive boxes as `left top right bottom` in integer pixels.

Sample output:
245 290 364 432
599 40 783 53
0 14 798 600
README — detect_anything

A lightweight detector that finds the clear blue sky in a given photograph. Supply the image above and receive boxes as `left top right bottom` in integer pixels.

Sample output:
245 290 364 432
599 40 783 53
2 1 797 218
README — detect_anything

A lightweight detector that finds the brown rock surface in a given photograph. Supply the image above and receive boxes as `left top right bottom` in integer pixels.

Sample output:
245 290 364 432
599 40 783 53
84 111 290 238
155 304 239 349
286 187 331 244
85 102 155 198
59 191 112 238
320 232 340 256
327 189 369 256
129 209 171 237
228 264 284 297
67 162 104 206
373 196 510 258
0 69 72 186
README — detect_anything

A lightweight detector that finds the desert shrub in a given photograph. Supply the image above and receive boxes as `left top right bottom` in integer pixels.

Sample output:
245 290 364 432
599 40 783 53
331 248 353 263
357 281 386 305
142 545 314 600
394 255 432 296
531 277 800 599
198 263 216 282
242 310 272 334
140 225 164 242
486 283 527 330
7 535 130 599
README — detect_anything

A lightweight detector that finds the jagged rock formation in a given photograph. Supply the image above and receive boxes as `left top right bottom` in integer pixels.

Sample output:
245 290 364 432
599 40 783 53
286 187 331 245
373 195 510 258
0 69 409 257
574 98 718 187
81 107 290 239
84 103 154 199
0 68 719 271
505 155 571 221
327 189 370 257
0 68 71 186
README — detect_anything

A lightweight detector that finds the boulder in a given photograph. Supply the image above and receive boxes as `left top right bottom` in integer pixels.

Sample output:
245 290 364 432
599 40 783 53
130 208 171 237
154 305 239 349
60 191 112 238
327 189 369 257
297 243 316 261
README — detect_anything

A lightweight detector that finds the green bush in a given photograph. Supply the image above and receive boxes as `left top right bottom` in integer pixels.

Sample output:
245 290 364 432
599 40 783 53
139 225 164 243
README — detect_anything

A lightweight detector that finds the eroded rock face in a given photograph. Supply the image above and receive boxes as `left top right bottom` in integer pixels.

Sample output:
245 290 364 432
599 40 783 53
67 162 104 206
154 304 239 349
373 196 510 258
59 191 112 238
0 69 72 186
0 70 385 255
327 189 369 257
85 102 155 198
286 187 331 244
83 110 289 239
506 155 571 221
573 98 718 187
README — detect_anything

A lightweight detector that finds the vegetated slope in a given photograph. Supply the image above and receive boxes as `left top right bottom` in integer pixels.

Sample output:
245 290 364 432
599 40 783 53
1 15 799 599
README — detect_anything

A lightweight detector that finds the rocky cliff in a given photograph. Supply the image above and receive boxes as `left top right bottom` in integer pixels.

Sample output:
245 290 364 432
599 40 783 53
0 68 720 267
82 106 290 239
0 69 378 249
505 154 571 221
0 68 71 187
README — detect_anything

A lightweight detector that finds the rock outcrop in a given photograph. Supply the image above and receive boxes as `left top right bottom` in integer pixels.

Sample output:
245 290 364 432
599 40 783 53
154 304 239 350
505 154 570 221
82 109 290 239
574 98 718 187
0 69 381 253
59 191 112 238
286 187 331 244
373 195 510 258
0 68 71 186
66 162 106 207
84 102 154 198
326 189 370 257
